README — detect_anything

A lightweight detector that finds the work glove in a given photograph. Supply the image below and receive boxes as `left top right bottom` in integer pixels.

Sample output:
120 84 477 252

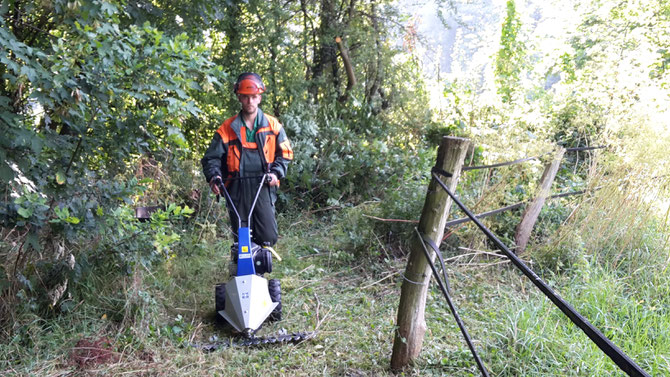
210 176 222 195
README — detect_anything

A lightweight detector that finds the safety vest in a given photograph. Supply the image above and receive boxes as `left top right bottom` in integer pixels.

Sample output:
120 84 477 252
215 111 293 181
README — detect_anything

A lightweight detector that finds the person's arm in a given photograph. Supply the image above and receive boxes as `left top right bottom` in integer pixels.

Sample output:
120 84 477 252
269 125 293 183
201 133 227 193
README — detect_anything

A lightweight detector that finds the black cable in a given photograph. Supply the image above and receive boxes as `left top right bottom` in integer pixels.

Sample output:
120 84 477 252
415 228 489 377
221 175 267 181
461 146 605 172
443 190 586 228
565 146 605 152
444 202 525 227
430 171 650 377
431 166 454 177
463 156 538 171
419 230 452 294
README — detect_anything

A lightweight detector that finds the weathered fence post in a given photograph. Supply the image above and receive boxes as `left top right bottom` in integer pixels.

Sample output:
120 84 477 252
391 136 470 370
514 147 566 253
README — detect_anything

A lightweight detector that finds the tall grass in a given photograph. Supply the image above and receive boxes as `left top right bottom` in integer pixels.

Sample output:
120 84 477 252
2 126 669 376
487 148 670 376
2 181 669 376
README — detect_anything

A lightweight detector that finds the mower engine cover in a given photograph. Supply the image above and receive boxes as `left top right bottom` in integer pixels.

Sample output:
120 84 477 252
228 243 273 276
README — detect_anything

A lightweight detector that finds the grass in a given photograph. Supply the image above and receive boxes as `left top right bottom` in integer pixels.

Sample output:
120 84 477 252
1 182 669 376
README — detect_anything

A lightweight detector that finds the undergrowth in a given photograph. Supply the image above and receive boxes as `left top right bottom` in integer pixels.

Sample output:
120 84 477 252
1 151 669 376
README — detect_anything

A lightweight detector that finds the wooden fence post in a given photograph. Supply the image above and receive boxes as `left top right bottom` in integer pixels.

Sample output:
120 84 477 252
391 136 470 370
514 148 566 253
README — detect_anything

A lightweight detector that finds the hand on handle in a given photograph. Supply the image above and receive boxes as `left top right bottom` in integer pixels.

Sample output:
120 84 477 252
267 173 279 187
210 176 222 195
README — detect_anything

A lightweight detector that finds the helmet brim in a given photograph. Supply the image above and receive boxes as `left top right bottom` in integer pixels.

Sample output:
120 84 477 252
235 78 266 94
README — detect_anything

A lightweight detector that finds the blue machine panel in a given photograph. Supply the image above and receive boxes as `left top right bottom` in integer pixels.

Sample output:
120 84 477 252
237 227 255 276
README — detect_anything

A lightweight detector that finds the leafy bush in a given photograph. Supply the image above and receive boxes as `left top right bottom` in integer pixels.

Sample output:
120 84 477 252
281 93 436 209
0 0 226 334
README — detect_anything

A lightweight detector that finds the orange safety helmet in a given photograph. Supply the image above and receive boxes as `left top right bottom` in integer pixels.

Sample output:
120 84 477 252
234 72 266 95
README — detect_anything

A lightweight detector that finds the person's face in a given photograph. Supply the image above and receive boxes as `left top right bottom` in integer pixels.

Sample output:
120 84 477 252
238 93 262 115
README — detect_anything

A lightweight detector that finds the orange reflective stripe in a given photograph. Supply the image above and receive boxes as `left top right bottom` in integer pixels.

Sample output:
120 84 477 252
216 117 237 143
280 140 293 160
264 115 282 134
240 129 258 149
227 144 240 173
264 134 275 163
216 116 242 173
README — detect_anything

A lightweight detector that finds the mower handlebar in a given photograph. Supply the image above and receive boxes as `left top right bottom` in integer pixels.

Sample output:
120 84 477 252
212 175 270 192
212 174 271 229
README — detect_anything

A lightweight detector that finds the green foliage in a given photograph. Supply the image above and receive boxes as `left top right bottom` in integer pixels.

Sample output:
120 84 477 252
1 0 224 184
1 0 669 375
0 0 225 325
424 120 465 147
495 0 525 104
551 99 605 149
650 48 670 81
6 203 668 376
97 201 194 269
282 88 434 208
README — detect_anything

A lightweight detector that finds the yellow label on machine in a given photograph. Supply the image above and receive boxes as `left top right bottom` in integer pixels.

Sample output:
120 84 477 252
242 246 249 253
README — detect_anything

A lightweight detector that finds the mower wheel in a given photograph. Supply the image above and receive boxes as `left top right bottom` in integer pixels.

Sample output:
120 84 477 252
268 279 282 321
215 283 226 314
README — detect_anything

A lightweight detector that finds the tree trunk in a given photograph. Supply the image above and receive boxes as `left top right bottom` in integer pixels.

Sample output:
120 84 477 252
391 136 470 370
310 0 337 99
335 36 356 102
222 4 242 67
300 0 313 81
366 0 383 111
514 148 565 253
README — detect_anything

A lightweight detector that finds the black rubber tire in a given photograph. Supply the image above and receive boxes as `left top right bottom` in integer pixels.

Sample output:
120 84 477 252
215 283 226 315
268 279 282 322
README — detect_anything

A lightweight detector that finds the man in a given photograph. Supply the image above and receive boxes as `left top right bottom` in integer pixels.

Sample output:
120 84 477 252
201 72 293 246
